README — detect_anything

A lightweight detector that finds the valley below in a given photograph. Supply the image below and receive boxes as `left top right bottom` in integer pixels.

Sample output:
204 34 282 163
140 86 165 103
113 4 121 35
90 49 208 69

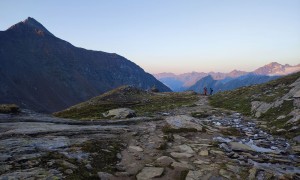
0 94 299 180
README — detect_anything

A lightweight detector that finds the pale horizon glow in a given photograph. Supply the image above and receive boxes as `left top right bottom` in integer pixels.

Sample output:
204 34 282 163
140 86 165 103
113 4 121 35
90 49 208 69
1 0 299 74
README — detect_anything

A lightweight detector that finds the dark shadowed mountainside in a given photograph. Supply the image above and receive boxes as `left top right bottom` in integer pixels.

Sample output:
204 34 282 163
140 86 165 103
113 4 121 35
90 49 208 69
0 17 171 113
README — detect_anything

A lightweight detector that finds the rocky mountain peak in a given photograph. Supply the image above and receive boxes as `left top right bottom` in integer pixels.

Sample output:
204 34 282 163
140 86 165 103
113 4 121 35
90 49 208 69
7 17 54 37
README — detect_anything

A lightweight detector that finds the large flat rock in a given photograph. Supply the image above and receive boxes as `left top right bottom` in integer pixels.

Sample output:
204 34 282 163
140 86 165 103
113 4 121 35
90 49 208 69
165 115 203 132
136 167 164 180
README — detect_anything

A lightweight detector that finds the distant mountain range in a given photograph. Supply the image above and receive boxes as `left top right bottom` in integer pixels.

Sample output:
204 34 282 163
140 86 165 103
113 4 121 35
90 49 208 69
154 62 300 92
0 17 171 113
188 73 279 93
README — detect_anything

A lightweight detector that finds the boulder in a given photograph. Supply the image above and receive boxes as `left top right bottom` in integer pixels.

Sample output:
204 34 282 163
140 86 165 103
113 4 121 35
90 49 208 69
165 115 203 132
103 108 136 119
228 142 254 152
251 101 272 118
136 167 164 180
155 156 175 167
177 145 195 154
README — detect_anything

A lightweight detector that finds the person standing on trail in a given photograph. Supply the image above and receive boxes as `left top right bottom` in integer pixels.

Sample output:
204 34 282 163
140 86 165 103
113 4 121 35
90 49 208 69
204 87 207 95
210 87 213 95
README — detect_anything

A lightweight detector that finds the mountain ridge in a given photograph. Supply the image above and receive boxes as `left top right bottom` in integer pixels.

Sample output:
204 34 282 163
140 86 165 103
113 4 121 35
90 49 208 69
0 17 171 113
155 62 300 91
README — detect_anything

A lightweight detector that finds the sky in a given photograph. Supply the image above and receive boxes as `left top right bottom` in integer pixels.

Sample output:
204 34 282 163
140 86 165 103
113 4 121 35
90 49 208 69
1 0 300 74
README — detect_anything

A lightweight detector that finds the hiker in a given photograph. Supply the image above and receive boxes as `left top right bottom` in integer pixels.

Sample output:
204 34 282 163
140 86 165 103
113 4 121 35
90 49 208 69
203 87 207 95
210 87 213 95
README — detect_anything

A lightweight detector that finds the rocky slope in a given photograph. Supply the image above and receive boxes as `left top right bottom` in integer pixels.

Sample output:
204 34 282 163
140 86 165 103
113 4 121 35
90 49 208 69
210 71 300 140
1 92 299 179
0 17 171 113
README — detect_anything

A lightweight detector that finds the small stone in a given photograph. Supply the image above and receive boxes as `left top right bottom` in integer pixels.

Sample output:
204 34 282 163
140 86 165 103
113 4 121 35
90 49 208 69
210 150 225 155
219 169 232 179
171 162 194 170
276 129 287 133
193 160 209 165
177 145 195 154
277 115 286 120
61 160 78 170
85 164 93 170
219 143 231 152
136 167 164 180
248 167 257 180
226 164 240 173
65 169 73 175
155 156 175 167
115 172 130 177
98 172 114 180
103 108 136 119
129 146 143 152
47 161 55 166
116 153 122 159
199 150 209 156
170 152 193 159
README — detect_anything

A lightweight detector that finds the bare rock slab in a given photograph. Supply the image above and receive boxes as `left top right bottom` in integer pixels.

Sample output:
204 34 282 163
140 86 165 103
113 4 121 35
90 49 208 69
103 108 136 119
136 167 164 180
165 115 203 132
186 170 203 180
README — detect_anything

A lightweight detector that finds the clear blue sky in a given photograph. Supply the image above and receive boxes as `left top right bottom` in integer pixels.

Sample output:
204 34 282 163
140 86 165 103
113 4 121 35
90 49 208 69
1 0 300 74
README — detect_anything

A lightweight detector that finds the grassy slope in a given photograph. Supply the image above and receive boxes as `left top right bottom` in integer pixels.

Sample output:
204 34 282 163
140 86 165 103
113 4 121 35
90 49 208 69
54 86 198 120
209 72 300 138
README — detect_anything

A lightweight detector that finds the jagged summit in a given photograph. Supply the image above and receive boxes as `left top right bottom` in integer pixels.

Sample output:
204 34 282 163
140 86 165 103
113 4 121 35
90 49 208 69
7 17 54 36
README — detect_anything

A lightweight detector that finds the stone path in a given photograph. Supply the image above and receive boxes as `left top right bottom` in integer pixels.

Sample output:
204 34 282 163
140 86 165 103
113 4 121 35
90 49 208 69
0 95 299 179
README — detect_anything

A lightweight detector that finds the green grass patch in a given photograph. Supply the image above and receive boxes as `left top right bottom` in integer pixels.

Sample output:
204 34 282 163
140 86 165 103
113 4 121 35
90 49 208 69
54 86 198 120
36 139 123 180
162 125 198 134
0 104 20 114
209 72 300 116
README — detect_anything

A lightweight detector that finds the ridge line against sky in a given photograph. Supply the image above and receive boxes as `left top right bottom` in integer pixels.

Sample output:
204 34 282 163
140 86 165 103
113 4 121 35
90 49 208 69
1 0 300 74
